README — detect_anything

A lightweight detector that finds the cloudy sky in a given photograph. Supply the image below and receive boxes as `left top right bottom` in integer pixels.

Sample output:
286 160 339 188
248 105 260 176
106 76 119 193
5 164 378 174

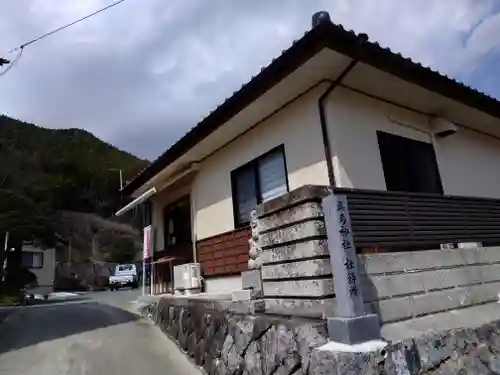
1 0 500 160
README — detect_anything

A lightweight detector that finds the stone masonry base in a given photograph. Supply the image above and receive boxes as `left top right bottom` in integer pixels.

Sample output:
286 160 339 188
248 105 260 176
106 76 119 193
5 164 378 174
139 297 329 375
139 298 500 375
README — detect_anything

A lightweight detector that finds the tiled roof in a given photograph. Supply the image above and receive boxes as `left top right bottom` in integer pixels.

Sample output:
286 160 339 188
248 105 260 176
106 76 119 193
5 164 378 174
122 19 499 196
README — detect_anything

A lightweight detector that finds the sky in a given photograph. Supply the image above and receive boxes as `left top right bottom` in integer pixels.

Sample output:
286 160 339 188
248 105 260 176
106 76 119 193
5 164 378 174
1 0 500 160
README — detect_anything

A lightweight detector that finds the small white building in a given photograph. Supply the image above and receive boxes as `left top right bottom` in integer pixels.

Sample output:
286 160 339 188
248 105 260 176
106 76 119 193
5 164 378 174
22 243 56 295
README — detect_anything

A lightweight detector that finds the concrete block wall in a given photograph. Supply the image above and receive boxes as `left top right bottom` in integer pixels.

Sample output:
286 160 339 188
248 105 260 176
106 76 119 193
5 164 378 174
359 246 500 323
255 185 335 318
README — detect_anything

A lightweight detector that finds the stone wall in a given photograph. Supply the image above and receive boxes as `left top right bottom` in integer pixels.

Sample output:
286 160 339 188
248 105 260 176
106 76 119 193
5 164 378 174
140 297 329 375
255 185 334 318
360 246 500 323
311 319 500 375
139 297 500 375
252 184 500 325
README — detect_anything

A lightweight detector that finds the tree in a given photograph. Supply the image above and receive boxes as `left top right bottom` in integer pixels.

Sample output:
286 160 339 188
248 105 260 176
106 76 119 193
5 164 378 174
107 237 137 263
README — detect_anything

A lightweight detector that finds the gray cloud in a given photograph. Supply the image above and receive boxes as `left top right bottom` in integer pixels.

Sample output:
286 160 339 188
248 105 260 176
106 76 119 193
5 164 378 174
0 0 499 159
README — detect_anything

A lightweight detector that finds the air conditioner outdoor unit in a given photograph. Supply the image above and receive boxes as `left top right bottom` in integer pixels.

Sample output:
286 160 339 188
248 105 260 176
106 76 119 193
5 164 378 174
173 263 201 295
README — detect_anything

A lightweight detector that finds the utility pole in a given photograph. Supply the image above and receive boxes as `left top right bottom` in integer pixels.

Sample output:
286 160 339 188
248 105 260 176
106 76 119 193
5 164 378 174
108 168 123 190
2 231 8 282
68 235 72 268
3 231 8 252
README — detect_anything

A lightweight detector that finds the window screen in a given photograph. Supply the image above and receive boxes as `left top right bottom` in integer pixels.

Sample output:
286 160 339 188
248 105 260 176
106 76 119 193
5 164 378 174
258 149 288 202
231 146 288 227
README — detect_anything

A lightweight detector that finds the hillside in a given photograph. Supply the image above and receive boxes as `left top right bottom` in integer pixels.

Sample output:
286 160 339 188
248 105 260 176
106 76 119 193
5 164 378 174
0 114 149 261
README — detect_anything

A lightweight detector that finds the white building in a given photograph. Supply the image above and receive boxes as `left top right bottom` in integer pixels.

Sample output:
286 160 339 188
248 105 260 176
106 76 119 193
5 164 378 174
118 13 500 295
22 243 56 295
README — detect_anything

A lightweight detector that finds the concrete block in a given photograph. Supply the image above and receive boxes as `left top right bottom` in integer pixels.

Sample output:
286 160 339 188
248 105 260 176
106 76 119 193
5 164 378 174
258 202 324 233
327 314 381 344
363 272 425 300
479 264 500 284
410 249 467 270
228 300 265 314
480 247 500 264
368 296 413 324
421 268 458 291
232 289 262 301
469 282 500 305
453 265 483 286
264 297 335 318
261 258 331 280
410 286 471 317
241 270 262 291
358 252 414 275
462 247 484 265
258 220 326 249
260 239 328 264
255 185 331 218
420 267 483 291
359 249 473 275
263 278 334 297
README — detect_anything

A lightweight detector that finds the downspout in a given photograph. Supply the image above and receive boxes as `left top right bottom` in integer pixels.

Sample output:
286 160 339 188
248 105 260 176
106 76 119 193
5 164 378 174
318 59 358 188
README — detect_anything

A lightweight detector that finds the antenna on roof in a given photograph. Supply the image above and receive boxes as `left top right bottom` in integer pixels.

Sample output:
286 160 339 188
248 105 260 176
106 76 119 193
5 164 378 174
312 11 331 27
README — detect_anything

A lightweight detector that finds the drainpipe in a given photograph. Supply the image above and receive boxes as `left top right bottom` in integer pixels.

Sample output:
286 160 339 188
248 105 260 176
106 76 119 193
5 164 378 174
318 33 368 188
318 59 358 188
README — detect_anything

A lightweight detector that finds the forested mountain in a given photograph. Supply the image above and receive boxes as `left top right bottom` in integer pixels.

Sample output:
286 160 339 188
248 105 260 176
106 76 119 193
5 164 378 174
0 114 148 257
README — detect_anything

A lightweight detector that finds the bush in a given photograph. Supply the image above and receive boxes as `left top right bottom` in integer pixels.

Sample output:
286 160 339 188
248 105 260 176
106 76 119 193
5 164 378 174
107 236 137 263
5 267 37 290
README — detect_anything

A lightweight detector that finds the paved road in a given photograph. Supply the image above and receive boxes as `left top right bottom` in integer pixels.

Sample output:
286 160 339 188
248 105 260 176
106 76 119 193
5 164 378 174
0 289 200 375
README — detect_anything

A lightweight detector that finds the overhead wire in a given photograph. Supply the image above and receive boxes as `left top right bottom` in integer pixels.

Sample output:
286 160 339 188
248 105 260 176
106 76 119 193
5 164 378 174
9 0 128 53
0 48 24 77
0 0 128 76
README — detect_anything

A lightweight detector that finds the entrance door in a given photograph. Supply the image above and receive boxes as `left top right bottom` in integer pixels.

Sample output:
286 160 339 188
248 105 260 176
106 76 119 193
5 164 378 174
162 196 193 262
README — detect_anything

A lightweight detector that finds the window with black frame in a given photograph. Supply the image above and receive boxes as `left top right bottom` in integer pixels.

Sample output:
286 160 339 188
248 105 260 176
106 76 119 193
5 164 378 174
231 145 289 227
377 131 443 194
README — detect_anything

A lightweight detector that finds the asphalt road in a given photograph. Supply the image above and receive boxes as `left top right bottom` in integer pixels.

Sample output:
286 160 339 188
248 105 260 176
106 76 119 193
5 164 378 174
0 289 200 375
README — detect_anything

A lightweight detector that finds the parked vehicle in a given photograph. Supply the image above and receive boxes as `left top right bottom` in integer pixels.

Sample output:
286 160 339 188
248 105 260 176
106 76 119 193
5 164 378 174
109 264 138 291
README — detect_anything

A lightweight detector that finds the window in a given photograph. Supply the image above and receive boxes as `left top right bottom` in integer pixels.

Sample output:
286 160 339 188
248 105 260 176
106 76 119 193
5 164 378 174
163 196 192 247
377 131 443 194
231 145 289 227
22 251 44 269
142 201 153 227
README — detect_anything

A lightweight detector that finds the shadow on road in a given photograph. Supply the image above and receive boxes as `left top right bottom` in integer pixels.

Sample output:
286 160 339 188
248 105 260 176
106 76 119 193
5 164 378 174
23 295 91 306
0 300 140 354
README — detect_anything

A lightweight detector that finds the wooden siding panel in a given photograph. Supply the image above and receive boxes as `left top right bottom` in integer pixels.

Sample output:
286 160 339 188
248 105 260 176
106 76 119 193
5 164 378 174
197 227 251 277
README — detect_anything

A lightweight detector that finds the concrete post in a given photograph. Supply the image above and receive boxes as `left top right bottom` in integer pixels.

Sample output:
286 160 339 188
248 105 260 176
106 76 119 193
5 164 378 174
322 194 380 344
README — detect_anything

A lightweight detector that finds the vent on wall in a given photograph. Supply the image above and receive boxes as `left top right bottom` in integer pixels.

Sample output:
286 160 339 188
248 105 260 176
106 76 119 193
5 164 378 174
431 117 458 138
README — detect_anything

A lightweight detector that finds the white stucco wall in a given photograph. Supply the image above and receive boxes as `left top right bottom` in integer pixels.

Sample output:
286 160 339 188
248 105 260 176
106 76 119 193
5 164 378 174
192 86 329 240
326 87 500 199
434 127 500 198
23 246 55 287
326 87 433 190
151 184 191 251
185 82 500 244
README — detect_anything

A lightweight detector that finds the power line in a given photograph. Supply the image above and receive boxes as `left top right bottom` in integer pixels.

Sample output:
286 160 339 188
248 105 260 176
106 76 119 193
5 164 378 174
0 0 128 76
0 48 23 77
9 0 128 53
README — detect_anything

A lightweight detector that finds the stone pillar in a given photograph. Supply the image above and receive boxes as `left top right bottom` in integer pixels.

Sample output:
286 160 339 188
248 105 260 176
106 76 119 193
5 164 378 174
256 185 335 318
322 194 380 345
232 210 263 303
